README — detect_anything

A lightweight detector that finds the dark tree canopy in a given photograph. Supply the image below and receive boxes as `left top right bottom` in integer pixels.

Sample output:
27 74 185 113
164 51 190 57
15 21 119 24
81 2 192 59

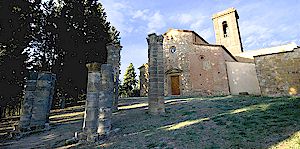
0 0 121 116
52 0 120 99
0 0 37 108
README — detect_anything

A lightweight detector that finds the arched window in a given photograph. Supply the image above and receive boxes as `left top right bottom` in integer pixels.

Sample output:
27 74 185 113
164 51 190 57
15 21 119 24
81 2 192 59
222 21 228 37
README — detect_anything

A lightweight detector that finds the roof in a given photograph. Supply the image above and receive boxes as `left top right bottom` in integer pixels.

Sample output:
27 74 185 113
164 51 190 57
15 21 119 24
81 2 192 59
254 46 299 57
163 28 209 44
212 7 239 20
236 42 298 59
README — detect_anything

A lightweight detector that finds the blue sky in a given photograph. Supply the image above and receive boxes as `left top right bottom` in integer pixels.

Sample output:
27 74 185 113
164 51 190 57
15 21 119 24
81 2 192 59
100 0 300 80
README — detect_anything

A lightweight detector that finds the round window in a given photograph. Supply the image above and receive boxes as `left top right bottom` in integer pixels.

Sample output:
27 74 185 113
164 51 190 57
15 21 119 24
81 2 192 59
198 55 205 60
170 46 176 53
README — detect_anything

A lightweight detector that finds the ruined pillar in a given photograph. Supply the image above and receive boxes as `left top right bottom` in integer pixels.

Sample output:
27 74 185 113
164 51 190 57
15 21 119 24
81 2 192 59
19 72 56 131
107 44 121 111
30 72 56 128
147 33 165 115
97 64 114 136
82 63 114 142
19 71 38 131
83 63 101 140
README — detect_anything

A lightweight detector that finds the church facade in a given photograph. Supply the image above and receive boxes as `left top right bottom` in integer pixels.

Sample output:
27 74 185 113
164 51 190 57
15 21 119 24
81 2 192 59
163 29 237 96
139 8 299 97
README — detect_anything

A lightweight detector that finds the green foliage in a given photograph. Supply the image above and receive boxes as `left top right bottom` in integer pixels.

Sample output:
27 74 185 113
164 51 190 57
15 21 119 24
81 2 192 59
26 0 121 102
26 0 60 71
0 0 37 110
51 0 120 100
120 63 138 97
0 0 121 115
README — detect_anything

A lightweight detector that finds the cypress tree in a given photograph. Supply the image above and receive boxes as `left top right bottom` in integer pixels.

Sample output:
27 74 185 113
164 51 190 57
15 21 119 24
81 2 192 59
122 63 138 97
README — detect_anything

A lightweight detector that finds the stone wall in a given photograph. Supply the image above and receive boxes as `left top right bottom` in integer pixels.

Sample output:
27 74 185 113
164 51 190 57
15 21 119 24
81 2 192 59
186 45 233 96
254 48 300 96
163 29 235 96
138 63 149 96
226 62 261 95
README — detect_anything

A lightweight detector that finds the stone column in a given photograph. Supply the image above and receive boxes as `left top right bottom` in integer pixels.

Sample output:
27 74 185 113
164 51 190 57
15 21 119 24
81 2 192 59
97 64 114 136
107 44 121 111
147 33 165 115
30 72 56 129
82 63 114 142
19 71 38 131
83 63 101 139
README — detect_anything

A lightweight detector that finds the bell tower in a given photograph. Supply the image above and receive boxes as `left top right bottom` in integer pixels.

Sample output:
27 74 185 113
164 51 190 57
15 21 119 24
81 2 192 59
212 8 243 55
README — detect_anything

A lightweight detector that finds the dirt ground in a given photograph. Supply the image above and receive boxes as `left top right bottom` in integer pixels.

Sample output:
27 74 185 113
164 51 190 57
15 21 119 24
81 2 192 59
0 96 299 149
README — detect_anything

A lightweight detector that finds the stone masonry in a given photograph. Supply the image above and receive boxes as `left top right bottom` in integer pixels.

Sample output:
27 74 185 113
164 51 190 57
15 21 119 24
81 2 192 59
163 29 235 96
212 8 243 55
82 63 114 142
254 48 300 96
107 44 121 111
147 33 165 115
138 63 149 96
19 72 56 131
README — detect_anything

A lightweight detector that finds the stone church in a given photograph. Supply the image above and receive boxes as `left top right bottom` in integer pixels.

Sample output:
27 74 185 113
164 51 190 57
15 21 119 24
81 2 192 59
139 8 299 97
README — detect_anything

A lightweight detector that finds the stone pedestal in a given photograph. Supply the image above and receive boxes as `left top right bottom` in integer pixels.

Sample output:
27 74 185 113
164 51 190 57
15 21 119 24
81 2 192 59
19 71 56 131
107 44 121 111
82 63 114 142
147 33 165 115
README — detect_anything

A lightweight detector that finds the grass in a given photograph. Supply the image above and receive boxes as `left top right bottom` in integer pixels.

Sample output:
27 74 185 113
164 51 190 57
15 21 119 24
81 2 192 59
101 96 300 149
1 96 299 148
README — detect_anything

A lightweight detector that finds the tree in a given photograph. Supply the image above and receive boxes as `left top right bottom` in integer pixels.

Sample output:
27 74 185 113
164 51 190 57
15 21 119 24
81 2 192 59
122 63 138 97
0 0 38 117
26 0 60 71
50 0 121 102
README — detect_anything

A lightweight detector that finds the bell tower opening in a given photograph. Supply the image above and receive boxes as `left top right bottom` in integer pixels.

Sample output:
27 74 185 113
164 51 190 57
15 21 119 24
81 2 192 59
222 21 228 37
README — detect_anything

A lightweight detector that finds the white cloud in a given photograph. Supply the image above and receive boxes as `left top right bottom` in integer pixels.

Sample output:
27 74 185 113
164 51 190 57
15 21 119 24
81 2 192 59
147 11 166 33
132 9 149 20
101 0 133 36
175 13 194 24
240 21 274 49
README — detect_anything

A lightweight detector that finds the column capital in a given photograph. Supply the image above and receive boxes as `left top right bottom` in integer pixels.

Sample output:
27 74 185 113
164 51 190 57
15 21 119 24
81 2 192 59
86 63 101 72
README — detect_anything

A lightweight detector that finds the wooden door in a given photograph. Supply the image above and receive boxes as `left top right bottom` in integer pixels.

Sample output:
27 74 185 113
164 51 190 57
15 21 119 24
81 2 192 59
171 75 180 95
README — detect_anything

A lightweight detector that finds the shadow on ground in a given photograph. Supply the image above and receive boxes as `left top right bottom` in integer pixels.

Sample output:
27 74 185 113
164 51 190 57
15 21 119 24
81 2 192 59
105 96 300 149
1 96 299 149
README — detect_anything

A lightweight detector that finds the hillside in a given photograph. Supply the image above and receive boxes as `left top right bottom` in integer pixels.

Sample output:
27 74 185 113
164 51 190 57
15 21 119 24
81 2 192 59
1 96 300 148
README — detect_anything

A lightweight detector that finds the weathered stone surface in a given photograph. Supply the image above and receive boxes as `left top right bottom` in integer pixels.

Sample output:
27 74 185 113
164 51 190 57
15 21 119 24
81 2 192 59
82 63 114 142
83 63 101 134
212 8 243 56
147 33 165 115
254 48 300 96
107 44 121 111
19 72 56 131
19 72 37 130
97 64 113 135
138 63 149 96
163 29 234 96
